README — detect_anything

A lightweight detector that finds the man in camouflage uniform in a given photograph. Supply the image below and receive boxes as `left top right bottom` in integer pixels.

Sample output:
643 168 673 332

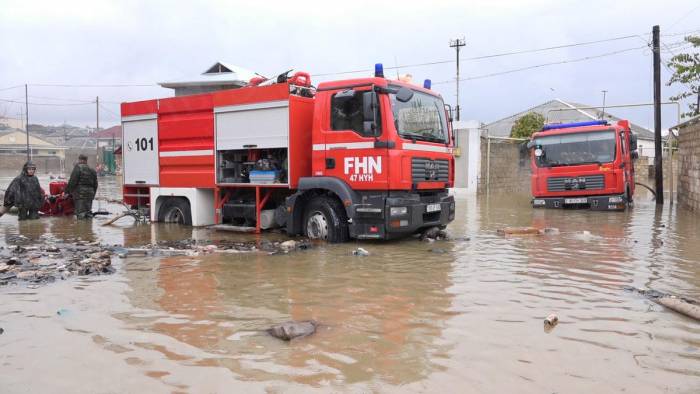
66 154 98 219
2 161 45 220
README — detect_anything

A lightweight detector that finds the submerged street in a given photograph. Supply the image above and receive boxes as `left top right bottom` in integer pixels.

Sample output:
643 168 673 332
1 177 699 393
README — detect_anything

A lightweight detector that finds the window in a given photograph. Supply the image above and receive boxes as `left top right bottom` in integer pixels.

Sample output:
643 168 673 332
330 91 381 136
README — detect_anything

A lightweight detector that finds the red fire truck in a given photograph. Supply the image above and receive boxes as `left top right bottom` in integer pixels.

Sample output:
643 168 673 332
121 65 455 242
527 120 638 211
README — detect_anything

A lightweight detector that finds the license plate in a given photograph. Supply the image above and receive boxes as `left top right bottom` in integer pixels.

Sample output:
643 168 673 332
426 203 441 213
564 197 588 204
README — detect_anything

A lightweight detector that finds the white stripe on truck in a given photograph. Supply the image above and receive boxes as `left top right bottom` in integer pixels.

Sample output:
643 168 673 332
312 142 375 151
159 149 214 157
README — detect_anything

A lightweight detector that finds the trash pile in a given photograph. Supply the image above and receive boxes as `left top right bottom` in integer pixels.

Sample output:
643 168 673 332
0 236 115 286
120 238 313 258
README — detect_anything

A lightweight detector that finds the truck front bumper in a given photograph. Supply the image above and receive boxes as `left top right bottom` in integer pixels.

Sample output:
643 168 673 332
351 193 455 240
532 195 627 211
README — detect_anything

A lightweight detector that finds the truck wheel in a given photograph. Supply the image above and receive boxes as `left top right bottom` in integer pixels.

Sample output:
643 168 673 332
158 198 192 225
303 196 349 243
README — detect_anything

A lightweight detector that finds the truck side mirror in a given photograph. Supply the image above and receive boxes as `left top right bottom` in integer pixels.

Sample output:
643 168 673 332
362 91 379 136
630 134 638 151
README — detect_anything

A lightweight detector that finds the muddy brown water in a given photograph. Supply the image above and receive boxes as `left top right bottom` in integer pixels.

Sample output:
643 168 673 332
1 176 699 393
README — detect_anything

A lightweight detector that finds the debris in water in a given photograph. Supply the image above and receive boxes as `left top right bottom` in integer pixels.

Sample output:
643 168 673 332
625 286 700 321
544 313 559 333
429 248 447 254
267 320 318 341
0 239 115 287
420 226 448 241
498 227 540 236
353 247 370 256
498 227 560 236
279 240 297 251
56 308 70 316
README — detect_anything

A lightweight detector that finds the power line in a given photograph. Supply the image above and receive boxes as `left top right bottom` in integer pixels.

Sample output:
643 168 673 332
668 6 700 32
0 85 23 92
29 95 95 103
433 45 647 85
98 103 120 119
0 98 95 106
312 29 700 78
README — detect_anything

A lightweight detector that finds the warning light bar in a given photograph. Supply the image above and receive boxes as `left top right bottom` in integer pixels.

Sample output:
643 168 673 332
542 120 608 131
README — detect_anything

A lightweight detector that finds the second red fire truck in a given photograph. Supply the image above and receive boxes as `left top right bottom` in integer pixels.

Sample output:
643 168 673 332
121 65 455 242
527 119 638 211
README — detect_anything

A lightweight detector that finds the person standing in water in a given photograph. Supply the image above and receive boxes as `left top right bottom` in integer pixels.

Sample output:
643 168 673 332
66 154 98 219
1 161 45 220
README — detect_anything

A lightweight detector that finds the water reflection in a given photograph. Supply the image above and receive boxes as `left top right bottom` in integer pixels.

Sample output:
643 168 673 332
120 234 456 386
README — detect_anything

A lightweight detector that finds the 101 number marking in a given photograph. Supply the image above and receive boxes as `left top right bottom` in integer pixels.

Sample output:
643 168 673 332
134 137 154 151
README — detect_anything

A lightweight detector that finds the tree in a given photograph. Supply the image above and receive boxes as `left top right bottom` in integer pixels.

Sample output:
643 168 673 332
510 112 545 139
667 35 700 118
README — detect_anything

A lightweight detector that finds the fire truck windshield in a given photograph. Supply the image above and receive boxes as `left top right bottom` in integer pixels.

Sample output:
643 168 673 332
390 90 448 143
533 129 617 167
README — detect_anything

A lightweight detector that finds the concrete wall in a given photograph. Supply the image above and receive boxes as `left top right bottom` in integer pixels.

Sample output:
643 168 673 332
478 137 531 195
677 120 700 212
0 154 63 174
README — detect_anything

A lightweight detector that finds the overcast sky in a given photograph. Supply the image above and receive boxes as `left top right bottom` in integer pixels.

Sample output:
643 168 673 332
0 0 698 130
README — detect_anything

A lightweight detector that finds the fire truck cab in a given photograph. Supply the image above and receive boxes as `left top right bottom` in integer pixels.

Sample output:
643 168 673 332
121 66 455 242
527 120 638 211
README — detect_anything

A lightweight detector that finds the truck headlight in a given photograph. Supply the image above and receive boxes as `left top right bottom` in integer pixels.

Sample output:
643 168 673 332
390 206 408 216
609 196 623 203
533 199 546 206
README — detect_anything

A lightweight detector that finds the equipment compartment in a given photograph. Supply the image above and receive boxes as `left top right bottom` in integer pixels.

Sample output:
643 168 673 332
217 148 288 185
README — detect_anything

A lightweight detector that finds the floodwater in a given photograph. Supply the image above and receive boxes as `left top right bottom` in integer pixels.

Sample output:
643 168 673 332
1 177 700 393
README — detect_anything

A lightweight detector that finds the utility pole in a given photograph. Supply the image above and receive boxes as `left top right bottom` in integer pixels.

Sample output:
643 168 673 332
95 96 99 166
25 84 30 161
449 37 466 121
653 25 664 205
601 90 608 120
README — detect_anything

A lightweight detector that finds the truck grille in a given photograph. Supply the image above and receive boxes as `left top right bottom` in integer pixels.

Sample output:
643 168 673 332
547 175 605 192
412 158 449 183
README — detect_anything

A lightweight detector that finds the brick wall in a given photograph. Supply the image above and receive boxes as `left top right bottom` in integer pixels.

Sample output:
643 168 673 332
478 137 531 194
677 121 700 212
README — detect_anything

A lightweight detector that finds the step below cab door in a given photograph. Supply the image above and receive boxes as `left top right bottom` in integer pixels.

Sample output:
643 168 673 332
319 88 388 190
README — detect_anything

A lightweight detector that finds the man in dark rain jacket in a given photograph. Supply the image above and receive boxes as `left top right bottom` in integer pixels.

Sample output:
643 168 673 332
66 154 98 219
1 161 45 220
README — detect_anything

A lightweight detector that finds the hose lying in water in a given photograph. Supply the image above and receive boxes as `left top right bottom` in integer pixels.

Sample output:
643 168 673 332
626 287 700 321
635 182 656 199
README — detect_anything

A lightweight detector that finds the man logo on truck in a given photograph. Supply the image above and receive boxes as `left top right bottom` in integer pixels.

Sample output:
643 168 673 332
344 156 382 182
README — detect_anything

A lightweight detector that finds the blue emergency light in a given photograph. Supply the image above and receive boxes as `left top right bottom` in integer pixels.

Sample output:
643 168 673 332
423 79 431 89
375 63 384 78
542 120 608 131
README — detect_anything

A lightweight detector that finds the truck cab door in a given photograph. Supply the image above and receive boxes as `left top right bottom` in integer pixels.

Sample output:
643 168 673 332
319 88 389 190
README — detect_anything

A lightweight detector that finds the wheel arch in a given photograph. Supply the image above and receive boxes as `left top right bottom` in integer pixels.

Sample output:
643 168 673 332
286 177 359 236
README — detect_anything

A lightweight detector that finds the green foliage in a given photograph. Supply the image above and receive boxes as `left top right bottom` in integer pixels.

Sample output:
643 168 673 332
666 35 700 118
510 112 545 139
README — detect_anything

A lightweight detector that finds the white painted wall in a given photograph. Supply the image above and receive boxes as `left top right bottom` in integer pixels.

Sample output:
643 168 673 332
453 120 481 193
637 139 656 158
